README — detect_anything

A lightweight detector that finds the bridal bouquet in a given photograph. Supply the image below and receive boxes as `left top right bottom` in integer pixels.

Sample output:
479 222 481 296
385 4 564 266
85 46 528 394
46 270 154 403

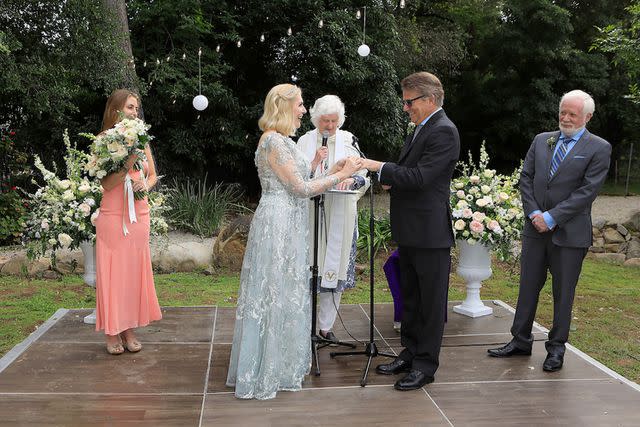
23 131 103 261
450 142 524 261
82 117 153 199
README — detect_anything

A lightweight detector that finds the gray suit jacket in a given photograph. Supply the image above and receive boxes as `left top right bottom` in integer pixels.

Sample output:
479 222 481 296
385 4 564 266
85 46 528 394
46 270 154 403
519 129 611 248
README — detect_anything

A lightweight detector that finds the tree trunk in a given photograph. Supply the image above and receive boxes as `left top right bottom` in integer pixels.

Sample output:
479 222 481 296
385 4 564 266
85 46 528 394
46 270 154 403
101 0 138 90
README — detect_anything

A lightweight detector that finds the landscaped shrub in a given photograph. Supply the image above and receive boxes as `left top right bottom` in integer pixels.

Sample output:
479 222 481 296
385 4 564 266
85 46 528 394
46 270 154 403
164 175 244 237
0 129 29 245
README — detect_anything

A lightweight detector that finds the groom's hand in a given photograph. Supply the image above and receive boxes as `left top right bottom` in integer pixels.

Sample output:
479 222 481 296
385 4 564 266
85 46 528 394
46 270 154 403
531 213 550 233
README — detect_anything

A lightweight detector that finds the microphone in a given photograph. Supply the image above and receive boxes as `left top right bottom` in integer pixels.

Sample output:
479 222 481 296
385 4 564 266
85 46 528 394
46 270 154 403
321 131 329 172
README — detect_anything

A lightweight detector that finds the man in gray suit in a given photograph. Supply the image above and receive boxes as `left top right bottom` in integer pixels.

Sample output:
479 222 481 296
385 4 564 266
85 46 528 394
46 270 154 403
487 90 611 371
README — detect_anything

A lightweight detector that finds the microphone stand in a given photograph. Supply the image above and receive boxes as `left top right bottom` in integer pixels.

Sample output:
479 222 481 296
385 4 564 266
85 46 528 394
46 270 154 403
310 134 356 377
330 138 395 387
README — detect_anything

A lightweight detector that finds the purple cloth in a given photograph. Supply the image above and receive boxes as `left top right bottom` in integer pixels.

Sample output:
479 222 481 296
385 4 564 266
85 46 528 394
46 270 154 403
383 249 448 323
383 249 403 322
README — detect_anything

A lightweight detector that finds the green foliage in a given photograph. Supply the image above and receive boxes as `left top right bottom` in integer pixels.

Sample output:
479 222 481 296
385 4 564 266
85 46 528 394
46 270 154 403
0 0 130 172
356 209 392 261
164 175 244 237
593 1 640 104
0 129 28 245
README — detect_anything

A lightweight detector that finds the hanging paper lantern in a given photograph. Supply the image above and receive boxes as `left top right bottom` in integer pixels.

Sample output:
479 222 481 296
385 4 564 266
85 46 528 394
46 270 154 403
192 95 209 111
357 44 370 57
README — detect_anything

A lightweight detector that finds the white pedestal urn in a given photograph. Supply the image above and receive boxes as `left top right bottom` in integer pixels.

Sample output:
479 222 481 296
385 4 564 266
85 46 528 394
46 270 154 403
79 240 97 324
453 240 493 318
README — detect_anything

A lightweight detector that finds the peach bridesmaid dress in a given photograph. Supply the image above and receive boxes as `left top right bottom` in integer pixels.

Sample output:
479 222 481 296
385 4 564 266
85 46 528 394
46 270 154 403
95 162 162 335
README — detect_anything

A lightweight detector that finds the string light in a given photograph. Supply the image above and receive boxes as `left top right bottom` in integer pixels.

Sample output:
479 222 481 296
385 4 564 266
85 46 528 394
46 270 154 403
237 40 242 48
287 27 292 36
356 10 361 19
182 53 186 60
260 34 265 42
400 0 406 8
143 60 147 67
318 19 324 28
358 7 370 57
156 58 160 65
216 44 221 53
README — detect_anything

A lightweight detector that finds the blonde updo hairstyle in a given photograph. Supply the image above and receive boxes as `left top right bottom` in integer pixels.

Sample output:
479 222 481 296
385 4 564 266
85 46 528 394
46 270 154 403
258 84 301 136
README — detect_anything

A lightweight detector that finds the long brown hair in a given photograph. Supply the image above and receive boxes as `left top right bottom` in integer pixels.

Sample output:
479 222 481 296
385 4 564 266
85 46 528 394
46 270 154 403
101 89 141 132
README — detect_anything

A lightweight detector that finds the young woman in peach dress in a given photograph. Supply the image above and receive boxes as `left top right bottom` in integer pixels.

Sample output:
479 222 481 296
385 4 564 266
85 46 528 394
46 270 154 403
94 89 162 355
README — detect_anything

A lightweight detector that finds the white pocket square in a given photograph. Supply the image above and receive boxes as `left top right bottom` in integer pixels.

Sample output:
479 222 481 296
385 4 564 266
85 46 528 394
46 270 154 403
574 155 586 159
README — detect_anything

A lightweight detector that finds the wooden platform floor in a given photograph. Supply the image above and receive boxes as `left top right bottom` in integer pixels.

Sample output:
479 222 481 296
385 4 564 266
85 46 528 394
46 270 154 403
0 302 638 426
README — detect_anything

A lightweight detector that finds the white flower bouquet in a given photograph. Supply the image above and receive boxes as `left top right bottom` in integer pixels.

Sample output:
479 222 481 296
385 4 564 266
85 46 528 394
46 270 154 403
82 117 153 200
23 132 103 262
450 142 524 261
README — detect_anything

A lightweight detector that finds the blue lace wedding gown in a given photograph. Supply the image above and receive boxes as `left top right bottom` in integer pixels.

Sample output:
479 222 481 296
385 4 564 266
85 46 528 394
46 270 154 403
226 132 340 400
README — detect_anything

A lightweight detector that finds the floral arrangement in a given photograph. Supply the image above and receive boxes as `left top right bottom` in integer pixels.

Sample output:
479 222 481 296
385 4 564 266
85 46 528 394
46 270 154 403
450 142 524 261
22 130 170 264
23 131 103 261
82 117 152 200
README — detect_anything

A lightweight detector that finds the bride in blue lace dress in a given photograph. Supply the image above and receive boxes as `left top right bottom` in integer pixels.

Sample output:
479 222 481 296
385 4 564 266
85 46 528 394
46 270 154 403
226 84 362 400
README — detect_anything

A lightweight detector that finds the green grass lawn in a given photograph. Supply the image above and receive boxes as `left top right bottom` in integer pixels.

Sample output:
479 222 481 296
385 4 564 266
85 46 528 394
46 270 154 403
1 256 638 383
600 179 640 196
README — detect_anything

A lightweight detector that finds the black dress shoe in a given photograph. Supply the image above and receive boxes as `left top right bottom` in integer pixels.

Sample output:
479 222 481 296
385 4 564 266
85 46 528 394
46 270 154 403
487 341 532 357
543 353 564 372
375 358 412 375
321 331 339 346
394 370 434 391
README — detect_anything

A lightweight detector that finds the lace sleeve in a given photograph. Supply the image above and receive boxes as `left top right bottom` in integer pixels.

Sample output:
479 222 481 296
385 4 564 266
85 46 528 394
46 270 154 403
264 134 339 198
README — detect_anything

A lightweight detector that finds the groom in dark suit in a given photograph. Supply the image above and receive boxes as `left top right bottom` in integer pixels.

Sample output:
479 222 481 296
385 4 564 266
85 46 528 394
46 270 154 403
362 72 460 390
488 90 611 371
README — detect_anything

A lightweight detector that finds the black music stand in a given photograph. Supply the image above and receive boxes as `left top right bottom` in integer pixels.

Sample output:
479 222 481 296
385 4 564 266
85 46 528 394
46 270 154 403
329 169 395 386
310 191 356 377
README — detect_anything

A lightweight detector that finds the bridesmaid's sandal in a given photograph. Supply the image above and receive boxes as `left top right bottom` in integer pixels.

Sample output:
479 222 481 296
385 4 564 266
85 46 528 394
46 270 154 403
120 333 142 352
106 337 125 355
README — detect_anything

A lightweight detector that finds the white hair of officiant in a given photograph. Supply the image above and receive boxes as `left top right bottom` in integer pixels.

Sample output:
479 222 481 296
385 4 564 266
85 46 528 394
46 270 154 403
309 95 346 129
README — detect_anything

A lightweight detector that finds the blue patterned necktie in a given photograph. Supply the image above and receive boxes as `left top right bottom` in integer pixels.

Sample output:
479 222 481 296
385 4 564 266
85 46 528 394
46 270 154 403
549 137 572 178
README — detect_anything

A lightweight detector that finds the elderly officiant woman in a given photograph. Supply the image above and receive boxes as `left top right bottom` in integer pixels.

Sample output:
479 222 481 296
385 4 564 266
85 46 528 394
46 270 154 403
297 95 369 344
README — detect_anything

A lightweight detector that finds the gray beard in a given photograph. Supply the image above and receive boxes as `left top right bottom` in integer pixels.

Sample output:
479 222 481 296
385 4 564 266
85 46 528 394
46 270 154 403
559 125 584 138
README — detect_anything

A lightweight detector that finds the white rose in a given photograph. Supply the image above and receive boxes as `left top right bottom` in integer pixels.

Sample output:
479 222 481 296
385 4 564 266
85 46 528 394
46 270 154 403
470 175 480 184
456 190 465 199
78 223 86 231
58 233 73 248
78 203 91 217
481 185 491 194
483 169 495 178
62 190 75 202
499 192 510 202
462 208 473 218
78 181 91 194
472 211 486 222
454 219 466 230
456 200 468 209
454 182 464 189
57 179 71 190
469 187 479 195
96 170 107 179
111 145 128 161
85 198 95 207
41 219 49 230
48 238 57 246
476 198 488 207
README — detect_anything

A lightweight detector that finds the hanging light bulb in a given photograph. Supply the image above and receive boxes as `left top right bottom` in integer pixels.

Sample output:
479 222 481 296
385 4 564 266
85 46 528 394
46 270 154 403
400 0 406 8
245 134 249 140
182 53 186 60
197 114 200 120
143 60 147 67
216 44 220 53
260 34 265 42
318 19 324 29
149 81 153 87
221 126 225 131
198 47 202 56
172 99 176 104
356 10 361 19
156 58 160 65
237 40 242 48
287 27 292 36
166 56 170 62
